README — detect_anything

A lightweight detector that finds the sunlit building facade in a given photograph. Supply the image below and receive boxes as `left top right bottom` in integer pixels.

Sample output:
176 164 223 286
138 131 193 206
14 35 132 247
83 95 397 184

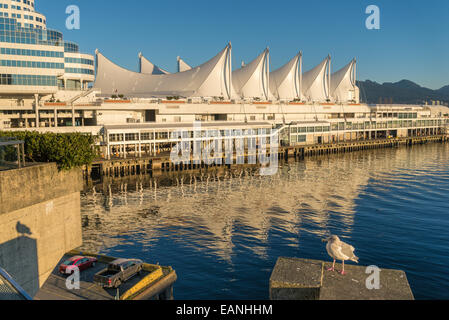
0 0 94 95
0 0 447 159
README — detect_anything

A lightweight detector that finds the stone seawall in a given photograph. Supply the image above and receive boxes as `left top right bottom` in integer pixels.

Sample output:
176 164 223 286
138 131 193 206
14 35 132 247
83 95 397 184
0 164 83 297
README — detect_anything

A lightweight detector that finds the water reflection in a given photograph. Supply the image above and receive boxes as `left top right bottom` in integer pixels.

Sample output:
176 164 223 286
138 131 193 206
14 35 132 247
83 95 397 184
80 143 449 299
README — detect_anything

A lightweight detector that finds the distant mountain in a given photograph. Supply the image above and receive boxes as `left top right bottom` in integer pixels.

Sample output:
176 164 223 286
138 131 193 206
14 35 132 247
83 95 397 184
356 80 449 105
436 85 449 96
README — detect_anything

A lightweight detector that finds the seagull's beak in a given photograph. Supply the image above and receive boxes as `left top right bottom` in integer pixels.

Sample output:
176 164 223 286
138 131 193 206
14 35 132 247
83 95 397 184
322 238 328 242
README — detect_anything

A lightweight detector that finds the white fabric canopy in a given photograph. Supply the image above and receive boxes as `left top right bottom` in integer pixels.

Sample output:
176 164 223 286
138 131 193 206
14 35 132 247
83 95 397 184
94 44 233 99
302 56 330 102
270 52 302 100
232 49 270 100
331 59 359 103
139 53 170 75
177 57 192 72
95 45 358 102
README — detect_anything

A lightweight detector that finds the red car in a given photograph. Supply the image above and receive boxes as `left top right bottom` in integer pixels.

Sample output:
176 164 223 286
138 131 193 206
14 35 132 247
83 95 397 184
59 256 97 275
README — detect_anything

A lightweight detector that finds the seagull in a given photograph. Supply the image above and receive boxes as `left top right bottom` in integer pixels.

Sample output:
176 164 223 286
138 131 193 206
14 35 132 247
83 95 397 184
322 235 359 275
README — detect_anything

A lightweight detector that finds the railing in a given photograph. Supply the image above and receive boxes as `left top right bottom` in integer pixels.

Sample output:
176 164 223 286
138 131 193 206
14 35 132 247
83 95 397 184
68 88 96 105
0 267 33 300
0 137 26 170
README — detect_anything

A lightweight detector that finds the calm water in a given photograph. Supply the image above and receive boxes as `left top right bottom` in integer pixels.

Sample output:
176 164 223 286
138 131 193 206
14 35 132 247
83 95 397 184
79 143 449 300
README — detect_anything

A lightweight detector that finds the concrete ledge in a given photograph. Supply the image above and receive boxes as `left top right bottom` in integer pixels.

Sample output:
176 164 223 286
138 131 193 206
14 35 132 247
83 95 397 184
0 163 83 215
270 257 414 300
0 163 83 297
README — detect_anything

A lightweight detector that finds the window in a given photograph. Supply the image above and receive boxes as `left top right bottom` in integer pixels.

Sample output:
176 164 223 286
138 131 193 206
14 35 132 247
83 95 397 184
64 57 94 65
125 133 138 141
141 132 153 140
109 134 125 142
0 73 57 86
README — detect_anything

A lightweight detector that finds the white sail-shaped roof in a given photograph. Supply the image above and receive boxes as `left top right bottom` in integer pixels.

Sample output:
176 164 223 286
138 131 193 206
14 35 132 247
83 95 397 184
232 48 270 100
331 59 359 103
177 57 192 72
138 53 170 75
94 44 233 99
302 56 331 102
269 52 302 100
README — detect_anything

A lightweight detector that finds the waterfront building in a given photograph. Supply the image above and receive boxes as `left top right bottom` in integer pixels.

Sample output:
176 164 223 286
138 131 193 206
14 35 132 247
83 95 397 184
0 0 448 161
0 0 94 127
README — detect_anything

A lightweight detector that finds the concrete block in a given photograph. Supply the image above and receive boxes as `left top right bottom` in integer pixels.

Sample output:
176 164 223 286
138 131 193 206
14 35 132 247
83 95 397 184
320 262 414 300
270 257 323 300
269 257 414 300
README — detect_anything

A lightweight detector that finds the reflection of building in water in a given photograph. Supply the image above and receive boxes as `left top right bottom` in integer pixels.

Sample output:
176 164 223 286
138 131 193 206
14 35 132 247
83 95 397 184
80 144 448 261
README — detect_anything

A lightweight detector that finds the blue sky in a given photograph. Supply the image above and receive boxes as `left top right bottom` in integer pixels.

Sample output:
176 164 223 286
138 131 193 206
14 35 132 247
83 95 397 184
38 0 449 89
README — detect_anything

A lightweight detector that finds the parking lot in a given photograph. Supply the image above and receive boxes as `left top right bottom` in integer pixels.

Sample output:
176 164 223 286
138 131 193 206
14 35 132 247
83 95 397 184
35 253 174 300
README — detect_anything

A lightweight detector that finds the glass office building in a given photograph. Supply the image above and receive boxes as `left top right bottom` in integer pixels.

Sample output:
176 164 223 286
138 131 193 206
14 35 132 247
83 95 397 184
0 0 94 94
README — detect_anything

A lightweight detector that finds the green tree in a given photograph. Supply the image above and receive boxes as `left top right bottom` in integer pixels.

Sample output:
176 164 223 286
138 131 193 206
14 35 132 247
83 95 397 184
0 131 99 170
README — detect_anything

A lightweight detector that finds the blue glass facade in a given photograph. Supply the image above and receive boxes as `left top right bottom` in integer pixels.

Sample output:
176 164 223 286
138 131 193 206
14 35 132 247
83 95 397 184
65 57 94 66
0 73 56 86
64 41 79 53
65 67 94 75
0 18 63 46
0 1 94 91
1 47 64 57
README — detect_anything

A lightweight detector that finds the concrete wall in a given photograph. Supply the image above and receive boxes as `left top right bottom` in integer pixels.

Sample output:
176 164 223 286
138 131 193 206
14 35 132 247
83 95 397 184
0 163 83 297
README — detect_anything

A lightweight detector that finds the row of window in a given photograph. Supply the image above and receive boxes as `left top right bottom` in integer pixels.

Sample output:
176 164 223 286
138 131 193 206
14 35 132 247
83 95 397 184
291 126 331 134
0 73 57 86
8 2 36 12
109 129 273 142
0 34 61 46
0 59 64 69
64 57 94 66
398 113 418 119
291 135 307 143
10 0 34 7
64 42 79 53
0 34 63 48
0 12 38 21
65 67 94 75
0 18 63 46
10 0 34 5
290 120 444 134
0 47 64 57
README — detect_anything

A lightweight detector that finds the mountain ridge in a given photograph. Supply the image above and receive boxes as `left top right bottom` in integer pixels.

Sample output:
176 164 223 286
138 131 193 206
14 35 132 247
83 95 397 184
356 80 449 105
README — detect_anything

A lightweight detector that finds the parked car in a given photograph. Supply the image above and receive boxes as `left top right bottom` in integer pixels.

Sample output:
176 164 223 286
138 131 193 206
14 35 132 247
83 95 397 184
59 256 97 275
93 258 143 289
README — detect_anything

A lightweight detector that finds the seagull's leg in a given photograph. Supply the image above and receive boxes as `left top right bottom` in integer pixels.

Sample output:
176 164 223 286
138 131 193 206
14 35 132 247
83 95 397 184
327 259 335 271
340 261 346 275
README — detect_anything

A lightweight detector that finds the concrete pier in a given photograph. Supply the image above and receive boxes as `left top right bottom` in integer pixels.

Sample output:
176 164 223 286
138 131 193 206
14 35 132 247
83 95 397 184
84 135 448 183
269 257 414 300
